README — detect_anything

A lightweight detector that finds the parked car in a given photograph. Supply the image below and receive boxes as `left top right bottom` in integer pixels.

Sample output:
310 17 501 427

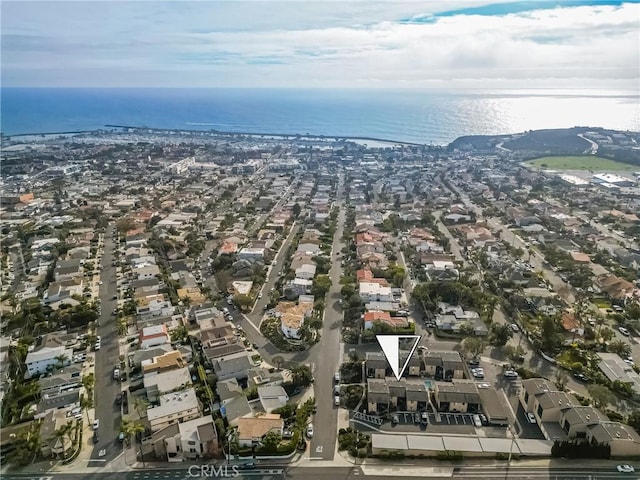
334 372 340 383
468 358 480 367
420 412 428 425
93 431 99 444
616 465 635 473
93 419 100 430
503 370 519 379
479 414 488 425
510 323 520 332
306 424 314 438
473 415 482 428
113 367 120 380
527 413 537 424
391 414 399 425
334 395 340 406
414 413 421 424
618 327 630 336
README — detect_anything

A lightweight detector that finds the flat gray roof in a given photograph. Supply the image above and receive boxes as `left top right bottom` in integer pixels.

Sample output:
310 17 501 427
371 434 408 450
442 436 483 452
406 435 445 451
479 437 521 454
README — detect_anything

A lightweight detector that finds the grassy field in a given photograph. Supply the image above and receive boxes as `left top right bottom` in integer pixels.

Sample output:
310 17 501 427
525 156 637 171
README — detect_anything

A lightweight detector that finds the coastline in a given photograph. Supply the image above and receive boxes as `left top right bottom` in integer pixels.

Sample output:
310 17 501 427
1 125 429 147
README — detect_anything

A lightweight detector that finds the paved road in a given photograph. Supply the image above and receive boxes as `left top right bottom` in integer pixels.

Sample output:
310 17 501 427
3 464 636 480
309 172 346 461
90 223 123 463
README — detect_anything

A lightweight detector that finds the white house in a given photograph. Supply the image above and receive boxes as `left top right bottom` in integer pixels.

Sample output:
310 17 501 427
160 415 218 461
237 248 265 263
359 282 393 303
134 265 161 281
26 346 72 377
294 264 317 280
140 324 170 349
147 388 201 432
257 386 289 413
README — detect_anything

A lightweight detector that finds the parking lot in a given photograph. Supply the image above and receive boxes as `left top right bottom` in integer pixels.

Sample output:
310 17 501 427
429 412 478 426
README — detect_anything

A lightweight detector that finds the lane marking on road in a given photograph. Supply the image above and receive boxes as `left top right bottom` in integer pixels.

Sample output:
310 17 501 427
315 445 323 453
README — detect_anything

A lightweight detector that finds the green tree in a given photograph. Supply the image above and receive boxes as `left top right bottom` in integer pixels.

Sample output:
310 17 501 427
541 316 560 353
490 323 513 347
311 274 332 299
461 337 487 359
80 394 94 424
458 322 475 337
292 203 302 217
608 339 631 357
587 384 615 410
291 365 313 387
554 369 569 391
133 396 149 418
233 294 254 312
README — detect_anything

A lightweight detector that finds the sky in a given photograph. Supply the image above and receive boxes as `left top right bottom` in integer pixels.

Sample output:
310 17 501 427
1 0 639 89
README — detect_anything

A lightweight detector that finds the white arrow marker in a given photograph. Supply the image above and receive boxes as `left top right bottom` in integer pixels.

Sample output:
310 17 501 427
376 334 421 380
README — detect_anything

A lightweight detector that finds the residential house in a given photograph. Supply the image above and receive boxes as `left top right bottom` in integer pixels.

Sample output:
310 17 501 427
224 396 253 425
216 378 244 405
586 422 640 457
422 351 464 380
143 367 192 402
150 415 218 461
140 324 170 349
559 406 609 439
294 264 317 280
531 391 580 423
359 282 393 303
405 383 429 412
366 352 389 379
141 350 187 375
519 378 557 412
434 382 481 413
235 414 284 448
367 379 390 414
147 388 202 433
597 353 640 400
283 278 312 300
211 351 255 381
26 345 72 377
257 386 289 413
363 311 409 330
238 247 265 263
275 300 313 339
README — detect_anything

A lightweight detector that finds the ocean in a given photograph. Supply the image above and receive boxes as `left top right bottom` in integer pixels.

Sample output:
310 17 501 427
1 88 639 145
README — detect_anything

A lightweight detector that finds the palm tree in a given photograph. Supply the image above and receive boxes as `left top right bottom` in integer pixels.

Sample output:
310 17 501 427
82 373 95 398
132 396 148 418
116 316 128 337
54 354 68 369
80 394 93 424
50 421 73 459
121 419 146 465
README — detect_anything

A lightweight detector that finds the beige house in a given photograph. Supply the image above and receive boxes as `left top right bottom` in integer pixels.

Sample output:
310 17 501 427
235 414 284 448
147 388 202 432
586 422 640 457
367 379 390 414
531 391 579 423
434 382 481 413
422 351 464 380
162 416 218 461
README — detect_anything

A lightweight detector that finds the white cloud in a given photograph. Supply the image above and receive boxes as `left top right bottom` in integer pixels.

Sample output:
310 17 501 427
1 1 638 87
